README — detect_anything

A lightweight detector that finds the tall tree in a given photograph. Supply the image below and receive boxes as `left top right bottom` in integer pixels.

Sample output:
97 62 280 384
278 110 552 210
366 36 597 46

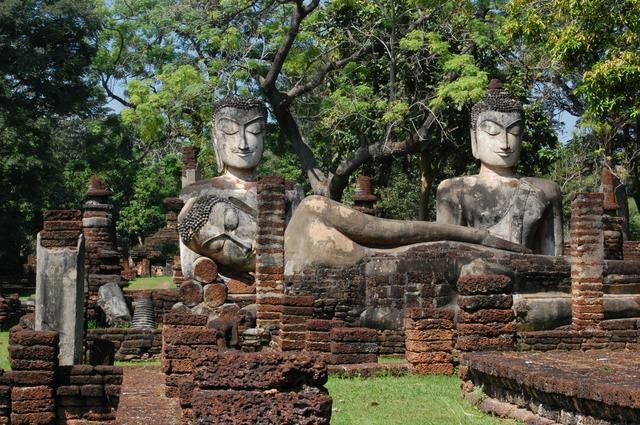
503 0 640 207
0 0 102 270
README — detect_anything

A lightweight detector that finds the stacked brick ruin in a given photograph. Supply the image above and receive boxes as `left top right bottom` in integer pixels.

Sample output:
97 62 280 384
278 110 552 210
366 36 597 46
0 295 23 330
124 289 180 325
181 146 200 187
623 241 640 262
329 327 378 364
304 319 344 363
6 325 122 424
161 312 221 420
83 176 123 322
570 192 605 331
40 209 83 249
601 168 624 260
456 275 516 352
9 329 58 424
87 328 162 361
191 351 332 424
404 308 454 375
255 177 286 342
56 365 122 423
279 295 315 351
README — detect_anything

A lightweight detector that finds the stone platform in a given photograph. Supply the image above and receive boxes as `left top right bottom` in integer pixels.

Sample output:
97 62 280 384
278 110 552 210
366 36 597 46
461 351 640 424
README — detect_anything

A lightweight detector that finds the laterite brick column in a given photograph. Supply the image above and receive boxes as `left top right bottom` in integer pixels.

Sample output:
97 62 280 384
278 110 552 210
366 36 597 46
570 193 605 331
404 308 454 375
161 312 221 420
456 275 516 352
181 145 200 187
305 319 344 363
83 176 123 323
280 295 315 351
255 177 286 340
9 329 59 425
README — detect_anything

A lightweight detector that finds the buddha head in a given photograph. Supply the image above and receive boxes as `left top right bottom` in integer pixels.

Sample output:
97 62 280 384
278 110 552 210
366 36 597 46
470 80 525 174
212 96 268 177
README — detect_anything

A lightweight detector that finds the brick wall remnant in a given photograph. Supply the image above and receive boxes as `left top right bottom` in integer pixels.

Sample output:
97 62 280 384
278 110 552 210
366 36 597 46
456 274 516 352
329 327 378 364
87 328 162 362
161 312 221 420
570 192 605 331
255 177 286 337
352 176 378 215
9 329 59 425
279 295 315 351
55 365 122 423
623 241 640 262
304 319 345 363
404 308 454 375
181 146 200 187
191 350 332 425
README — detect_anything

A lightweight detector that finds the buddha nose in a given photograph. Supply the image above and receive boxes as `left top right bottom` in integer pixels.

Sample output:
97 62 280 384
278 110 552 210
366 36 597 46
501 132 510 151
238 131 250 151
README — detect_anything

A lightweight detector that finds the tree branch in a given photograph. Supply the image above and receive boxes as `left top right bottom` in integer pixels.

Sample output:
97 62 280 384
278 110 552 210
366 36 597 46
260 0 319 93
101 76 135 109
327 113 437 199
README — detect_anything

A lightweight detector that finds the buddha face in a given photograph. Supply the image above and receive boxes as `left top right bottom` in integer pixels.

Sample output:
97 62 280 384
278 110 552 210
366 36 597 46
471 110 523 170
212 106 265 172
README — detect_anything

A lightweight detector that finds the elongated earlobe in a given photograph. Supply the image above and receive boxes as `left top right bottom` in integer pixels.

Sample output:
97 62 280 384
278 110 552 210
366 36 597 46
470 128 479 159
212 122 225 174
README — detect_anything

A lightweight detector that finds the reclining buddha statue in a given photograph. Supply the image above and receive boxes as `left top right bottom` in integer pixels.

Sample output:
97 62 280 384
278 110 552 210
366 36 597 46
178 89 558 278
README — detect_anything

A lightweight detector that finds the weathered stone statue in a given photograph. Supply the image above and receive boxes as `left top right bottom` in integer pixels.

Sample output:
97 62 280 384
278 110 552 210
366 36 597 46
436 79 563 256
178 97 302 278
180 93 532 278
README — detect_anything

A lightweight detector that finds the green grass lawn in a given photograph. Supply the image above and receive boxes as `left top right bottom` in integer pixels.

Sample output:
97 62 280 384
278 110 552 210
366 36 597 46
125 276 176 291
0 332 7 370
114 359 161 367
327 374 515 425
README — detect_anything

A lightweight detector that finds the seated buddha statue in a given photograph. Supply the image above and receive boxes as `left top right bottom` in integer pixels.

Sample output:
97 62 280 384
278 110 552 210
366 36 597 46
179 93 533 277
177 96 302 278
436 79 563 256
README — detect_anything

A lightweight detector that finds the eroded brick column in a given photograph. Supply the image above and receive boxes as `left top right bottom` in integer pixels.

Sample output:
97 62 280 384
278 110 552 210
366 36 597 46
181 146 200 187
571 192 604 331
255 177 286 338
404 308 454 375
456 275 515 352
9 329 59 425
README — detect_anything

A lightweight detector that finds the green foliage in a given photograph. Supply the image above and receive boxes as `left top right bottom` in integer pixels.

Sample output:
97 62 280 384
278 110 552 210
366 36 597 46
0 0 102 270
629 199 640 241
116 155 181 243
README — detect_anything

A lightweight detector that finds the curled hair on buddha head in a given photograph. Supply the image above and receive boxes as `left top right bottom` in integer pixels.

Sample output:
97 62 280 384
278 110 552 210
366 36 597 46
471 79 524 130
212 96 268 120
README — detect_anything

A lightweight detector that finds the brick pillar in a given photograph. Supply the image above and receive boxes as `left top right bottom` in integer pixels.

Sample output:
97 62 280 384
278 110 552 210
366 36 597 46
181 146 200 188
456 274 516 352
570 192 605 331
304 319 344 363
9 329 59 425
255 177 286 341
404 308 454 375
279 295 315 351
83 176 123 323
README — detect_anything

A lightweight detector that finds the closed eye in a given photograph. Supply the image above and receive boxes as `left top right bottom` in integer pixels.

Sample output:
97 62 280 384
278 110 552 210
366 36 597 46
480 120 502 136
217 119 240 135
246 122 264 135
